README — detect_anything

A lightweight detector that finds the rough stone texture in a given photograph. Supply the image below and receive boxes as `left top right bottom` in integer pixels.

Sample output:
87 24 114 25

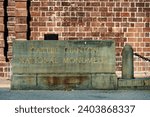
11 74 118 90
11 40 117 90
11 75 36 90
12 40 115 74
122 44 134 79
37 74 91 90
118 78 150 89
92 74 117 90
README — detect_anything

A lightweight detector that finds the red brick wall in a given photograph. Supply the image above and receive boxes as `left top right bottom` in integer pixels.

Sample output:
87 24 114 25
0 0 150 79
30 0 150 77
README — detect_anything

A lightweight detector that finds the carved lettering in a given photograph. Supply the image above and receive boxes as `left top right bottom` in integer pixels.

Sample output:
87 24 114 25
29 46 58 54
63 57 101 63
65 47 99 54
14 56 58 64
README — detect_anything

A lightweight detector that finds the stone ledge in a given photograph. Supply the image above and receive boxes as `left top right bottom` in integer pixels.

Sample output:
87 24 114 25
118 78 150 90
11 73 117 90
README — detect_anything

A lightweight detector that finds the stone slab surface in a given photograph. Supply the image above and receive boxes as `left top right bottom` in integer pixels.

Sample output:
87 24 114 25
92 74 117 89
11 75 37 90
0 89 150 100
11 74 117 90
11 40 117 90
12 40 115 74
118 78 150 89
37 74 91 90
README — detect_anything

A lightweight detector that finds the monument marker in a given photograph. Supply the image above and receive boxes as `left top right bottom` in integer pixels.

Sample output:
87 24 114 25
11 40 117 90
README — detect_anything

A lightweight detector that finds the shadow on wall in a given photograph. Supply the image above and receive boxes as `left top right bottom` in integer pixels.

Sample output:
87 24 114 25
27 0 31 40
4 0 8 62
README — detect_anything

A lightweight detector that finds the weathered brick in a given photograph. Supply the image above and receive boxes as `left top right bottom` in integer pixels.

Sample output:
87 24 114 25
0 0 149 78
15 2 26 9
143 28 150 32
0 24 4 32
15 24 27 32
15 9 27 16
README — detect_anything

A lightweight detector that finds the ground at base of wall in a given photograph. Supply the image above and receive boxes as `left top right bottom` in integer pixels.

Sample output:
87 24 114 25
0 89 150 100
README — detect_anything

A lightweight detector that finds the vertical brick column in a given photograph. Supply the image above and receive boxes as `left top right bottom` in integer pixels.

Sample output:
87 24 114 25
7 0 28 60
15 0 27 40
0 0 4 58
7 0 16 60
0 0 5 78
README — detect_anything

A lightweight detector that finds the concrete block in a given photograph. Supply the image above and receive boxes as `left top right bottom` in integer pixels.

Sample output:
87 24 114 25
92 74 117 89
118 78 150 89
12 40 116 74
37 74 91 90
11 75 36 90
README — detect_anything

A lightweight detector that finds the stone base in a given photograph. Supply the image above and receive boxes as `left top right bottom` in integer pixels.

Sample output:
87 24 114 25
11 73 117 90
118 78 150 89
92 74 117 89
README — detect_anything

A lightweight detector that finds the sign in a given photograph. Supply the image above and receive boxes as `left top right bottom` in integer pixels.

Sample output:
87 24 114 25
12 40 115 74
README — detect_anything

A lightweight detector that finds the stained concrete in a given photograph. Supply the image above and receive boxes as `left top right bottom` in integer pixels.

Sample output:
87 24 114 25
0 88 150 100
118 78 150 89
11 40 117 90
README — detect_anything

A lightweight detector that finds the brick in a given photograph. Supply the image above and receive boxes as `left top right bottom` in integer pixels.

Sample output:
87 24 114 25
128 18 137 22
0 32 3 38
15 0 27 1
125 33 135 37
40 7 48 11
31 12 40 16
62 2 71 6
16 17 27 24
143 38 150 42
143 28 150 32
15 9 27 16
121 13 130 17
113 18 122 22
129 8 137 12
16 33 27 39
32 22 46 27
31 2 40 6
143 48 150 52
0 47 4 55
16 2 26 9
0 9 4 16
0 17 3 23
0 73 4 77
15 24 27 32
114 8 122 12
121 2 130 7
0 2 3 7
136 3 144 7
0 41 4 47
0 24 4 32
143 8 150 12
39 27 48 32
128 28 138 32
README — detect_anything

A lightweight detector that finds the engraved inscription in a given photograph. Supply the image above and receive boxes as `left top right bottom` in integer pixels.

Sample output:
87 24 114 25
14 56 58 64
65 47 99 54
12 40 115 73
63 57 101 63
29 46 58 54
15 45 103 64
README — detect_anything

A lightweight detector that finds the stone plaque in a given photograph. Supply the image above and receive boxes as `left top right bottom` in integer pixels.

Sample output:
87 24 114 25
12 40 115 74
11 40 117 90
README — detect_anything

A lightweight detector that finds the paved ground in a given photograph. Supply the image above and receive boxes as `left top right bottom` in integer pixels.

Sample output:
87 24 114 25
0 78 150 100
0 88 150 100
